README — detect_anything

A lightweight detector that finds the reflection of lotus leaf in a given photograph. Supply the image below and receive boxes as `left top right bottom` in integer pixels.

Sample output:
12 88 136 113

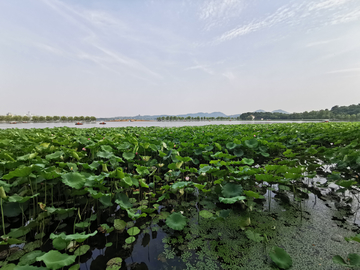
221 183 243 198
36 250 76 270
166 212 187 230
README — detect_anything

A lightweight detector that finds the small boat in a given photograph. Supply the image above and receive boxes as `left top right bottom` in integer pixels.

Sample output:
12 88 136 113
75 122 83 125
99 122 106 125
10 121 17 124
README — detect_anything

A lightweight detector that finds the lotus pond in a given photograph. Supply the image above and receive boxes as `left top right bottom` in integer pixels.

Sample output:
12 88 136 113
1 123 360 270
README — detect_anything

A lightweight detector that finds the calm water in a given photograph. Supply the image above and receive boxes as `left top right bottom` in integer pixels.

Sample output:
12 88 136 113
0 120 321 129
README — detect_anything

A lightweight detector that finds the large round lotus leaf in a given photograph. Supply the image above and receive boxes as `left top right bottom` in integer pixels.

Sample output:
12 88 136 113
219 196 246 204
226 142 236 150
158 211 170 220
221 183 243 198
3 202 28 217
114 219 126 231
166 212 187 230
114 193 133 209
125 236 136 244
107 257 123 266
61 172 86 189
269 246 292 269
245 139 258 149
127 226 140 236
7 250 25 261
122 152 135 160
36 250 76 270
171 181 191 190
74 245 90 256
199 210 213 219
18 250 45 266
53 238 68 250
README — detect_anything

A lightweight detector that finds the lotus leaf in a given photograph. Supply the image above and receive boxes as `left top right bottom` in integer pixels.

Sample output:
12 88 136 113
114 219 126 231
199 210 213 218
269 246 292 269
53 237 68 250
166 212 187 230
7 250 25 261
74 245 90 256
107 257 123 270
348 254 360 266
221 183 243 198
50 231 97 243
127 226 140 236
14 266 48 270
226 142 236 149
18 250 45 266
219 196 246 204
2 166 33 180
24 240 42 252
61 172 86 189
2 264 16 270
245 230 264 242
122 152 135 160
125 236 136 244
36 250 76 270
114 193 133 209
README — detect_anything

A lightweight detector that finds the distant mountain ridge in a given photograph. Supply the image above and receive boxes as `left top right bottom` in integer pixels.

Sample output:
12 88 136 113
255 109 289 114
97 110 288 120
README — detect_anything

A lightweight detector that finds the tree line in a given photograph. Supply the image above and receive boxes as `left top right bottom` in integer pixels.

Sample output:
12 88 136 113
156 116 240 121
0 115 97 122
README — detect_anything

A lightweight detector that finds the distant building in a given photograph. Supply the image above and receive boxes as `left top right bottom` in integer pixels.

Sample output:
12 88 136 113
6 112 13 116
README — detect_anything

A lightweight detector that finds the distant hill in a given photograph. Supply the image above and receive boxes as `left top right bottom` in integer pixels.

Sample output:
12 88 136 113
255 109 266 113
272 109 289 114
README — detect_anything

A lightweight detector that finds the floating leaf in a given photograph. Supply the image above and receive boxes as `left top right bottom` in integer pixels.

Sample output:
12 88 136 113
114 219 126 231
199 210 213 219
125 236 136 244
166 212 187 230
127 226 140 236
74 245 90 256
333 255 347 266
245 230 264 243
269 246 292 269
221 183 243 198
36 250 76 270
348 253 360 266
106 257 123 270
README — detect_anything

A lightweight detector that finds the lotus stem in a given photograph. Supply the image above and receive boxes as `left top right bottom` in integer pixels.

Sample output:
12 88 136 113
1 198 5 236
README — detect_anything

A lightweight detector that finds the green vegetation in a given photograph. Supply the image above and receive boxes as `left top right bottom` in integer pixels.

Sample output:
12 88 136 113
0 123 360 269
0 115 96 123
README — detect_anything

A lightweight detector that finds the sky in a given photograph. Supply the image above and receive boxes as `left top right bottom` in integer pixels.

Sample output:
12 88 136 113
1 0 360 117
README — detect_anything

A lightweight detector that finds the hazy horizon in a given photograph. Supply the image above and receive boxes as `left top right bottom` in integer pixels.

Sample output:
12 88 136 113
1 0 360 117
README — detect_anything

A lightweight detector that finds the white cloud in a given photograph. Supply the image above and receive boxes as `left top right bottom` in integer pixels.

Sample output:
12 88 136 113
327 67 360 73
185 64 214 75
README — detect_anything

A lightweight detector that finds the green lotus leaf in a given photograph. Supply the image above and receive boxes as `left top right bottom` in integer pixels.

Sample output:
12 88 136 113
105 242 113 247
226 142 236 150
50 231 97 243
121 176 133 187
122 152 135 160
139 179 149 188
75 221 90 229
158 211 170 220
348 253 360 266
333 255 347 266
114 193 133 209
127 226 140 236
221 183 243 198
2 166 33 180
18 250 45 266
205 145 213 151
7 226 31 238
8 193 39 204
199 210 213 219
46 151 64 160
97 151 114 159
135 165 150 175
36 250 76 270
99 194 113 207
7 250 25 261
240 158 254 165
14 266 48 270
107 257 123 269
234 148 244 157
245 139 258 149
74 245 90 256
125 236 136 244
171 181 192 190
269 246 292 269
166 212 187 230
61 172 86 189
53 237 68 250
244 190 264 199
114 219 126 231
69 265 80 270
2 264 16 270
219 196 246 204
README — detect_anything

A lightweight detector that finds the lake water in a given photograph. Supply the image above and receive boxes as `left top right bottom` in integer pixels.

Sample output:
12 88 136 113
0 120 321 129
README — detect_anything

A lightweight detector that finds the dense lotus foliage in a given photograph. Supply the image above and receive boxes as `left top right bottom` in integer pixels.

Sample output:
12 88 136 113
0 123 360 269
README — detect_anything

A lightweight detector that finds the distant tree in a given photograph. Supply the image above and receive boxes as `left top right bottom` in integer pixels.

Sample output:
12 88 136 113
53 116 60 121
0 115 5 121
68 116 74 122
84 116 91 122
60 116 67 121
74 116 80 121
79 116 84 121
46 116 53 122
32 116 39 122
39 116 45 122
23 116 30 122
90 116 96 121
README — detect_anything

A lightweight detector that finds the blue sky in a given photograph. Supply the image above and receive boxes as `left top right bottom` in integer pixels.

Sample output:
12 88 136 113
1 0 360 117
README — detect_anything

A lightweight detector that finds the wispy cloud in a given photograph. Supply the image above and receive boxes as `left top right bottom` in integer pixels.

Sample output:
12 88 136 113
199 0 246 30
305 39 337 47
185 64 214 75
